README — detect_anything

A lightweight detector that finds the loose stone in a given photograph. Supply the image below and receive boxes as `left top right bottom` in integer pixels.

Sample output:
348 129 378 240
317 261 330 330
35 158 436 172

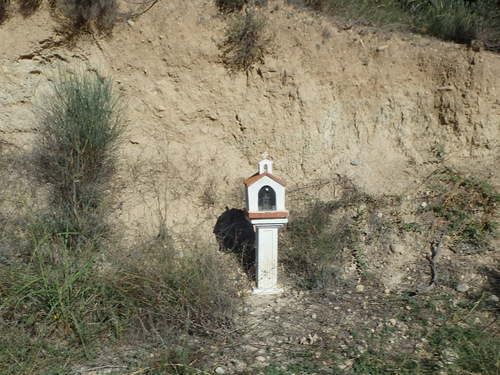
215 366 226 374
456 284 469 293
488 294 499 302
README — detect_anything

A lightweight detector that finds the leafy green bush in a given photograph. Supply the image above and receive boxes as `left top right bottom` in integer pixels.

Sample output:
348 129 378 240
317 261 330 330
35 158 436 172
57 0 118 31
32 69 124 246
220 9 270 73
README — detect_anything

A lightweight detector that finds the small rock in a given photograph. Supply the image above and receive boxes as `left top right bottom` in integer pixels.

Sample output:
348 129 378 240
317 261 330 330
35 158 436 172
337 364 347 370
215 366 226 374
488 294 499 303
456 284 469 293
256 356 266 362
157 105 166 112
376 45 389 51
344 359 354 367
312 313 317 319
390 243 404 255
127 20 135 27
421 202 428 208
356 284 365 292
388 318 397 327
437 85 454 91
350 160 359 166
384 288 391 294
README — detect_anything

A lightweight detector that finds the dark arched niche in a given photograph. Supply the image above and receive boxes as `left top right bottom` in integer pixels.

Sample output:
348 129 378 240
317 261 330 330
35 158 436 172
258 185 276 211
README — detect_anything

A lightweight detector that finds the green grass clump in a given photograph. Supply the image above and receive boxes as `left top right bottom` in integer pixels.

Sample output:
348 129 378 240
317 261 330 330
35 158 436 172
300 0 500 50
403 0 500 47
427 325 500 374
0 236 131 362
32 69 124 247
348 295 500 374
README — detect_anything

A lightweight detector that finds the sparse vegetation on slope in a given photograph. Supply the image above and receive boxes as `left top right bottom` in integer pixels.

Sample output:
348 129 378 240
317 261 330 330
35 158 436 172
300 0 500 50
19 0 43 16
220 8 271 72
58 0 118 31
0 68 243 374
216 0 248 13
0 0 8 24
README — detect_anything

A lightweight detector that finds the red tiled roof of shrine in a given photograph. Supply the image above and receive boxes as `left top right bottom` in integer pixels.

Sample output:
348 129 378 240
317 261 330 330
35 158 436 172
243 172 287 187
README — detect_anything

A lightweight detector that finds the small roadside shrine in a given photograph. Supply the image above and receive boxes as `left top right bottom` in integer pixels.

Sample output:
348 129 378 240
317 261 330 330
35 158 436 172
244 158 289 294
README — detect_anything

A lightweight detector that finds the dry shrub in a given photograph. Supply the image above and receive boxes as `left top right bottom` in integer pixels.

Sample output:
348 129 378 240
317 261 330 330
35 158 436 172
57 0 118 31
19 0 43 15
281 201 353 289
0 0 8 23
216 0 247 13
220 8 271 73
113 237 242 337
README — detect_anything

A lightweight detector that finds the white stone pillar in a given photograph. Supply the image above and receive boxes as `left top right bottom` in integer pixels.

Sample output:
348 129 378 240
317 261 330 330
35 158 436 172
251 219 287 294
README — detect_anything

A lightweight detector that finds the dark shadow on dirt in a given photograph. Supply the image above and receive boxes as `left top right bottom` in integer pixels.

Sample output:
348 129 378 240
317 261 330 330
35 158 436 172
214 207 255 280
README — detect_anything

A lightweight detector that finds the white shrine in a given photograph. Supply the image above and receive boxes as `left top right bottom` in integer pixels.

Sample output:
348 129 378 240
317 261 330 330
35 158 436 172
244 158 288 294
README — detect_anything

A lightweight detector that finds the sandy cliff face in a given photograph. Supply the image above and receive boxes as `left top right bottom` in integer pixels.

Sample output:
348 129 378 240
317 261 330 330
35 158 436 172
1 0 499 240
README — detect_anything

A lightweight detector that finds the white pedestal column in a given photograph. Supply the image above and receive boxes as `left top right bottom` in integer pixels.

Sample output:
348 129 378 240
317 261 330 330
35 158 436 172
251 218 287 294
